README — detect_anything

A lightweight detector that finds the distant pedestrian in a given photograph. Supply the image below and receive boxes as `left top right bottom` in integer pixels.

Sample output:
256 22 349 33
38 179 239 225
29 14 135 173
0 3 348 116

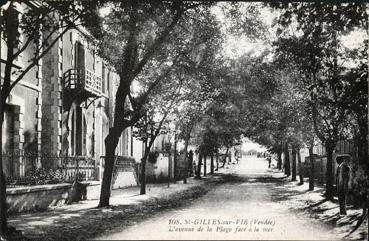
267 156 271 168
234 151 239 164
336 155 351 215
193 161 197 176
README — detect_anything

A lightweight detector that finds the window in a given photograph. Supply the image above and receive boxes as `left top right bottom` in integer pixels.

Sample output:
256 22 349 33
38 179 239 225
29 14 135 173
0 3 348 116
82 116 86 156
93 53 96 71
3 7 23 68
3 105 16 152
2 104 19 177
107 71 110 93
71 106 86 156
74 42 85 69
102 64 105 94
71 112 75 155
75 106 82 155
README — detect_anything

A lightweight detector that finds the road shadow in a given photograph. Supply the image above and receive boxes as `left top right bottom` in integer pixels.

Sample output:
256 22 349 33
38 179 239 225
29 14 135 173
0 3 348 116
9 183 214 241
226 173 288 183
305 199 328 209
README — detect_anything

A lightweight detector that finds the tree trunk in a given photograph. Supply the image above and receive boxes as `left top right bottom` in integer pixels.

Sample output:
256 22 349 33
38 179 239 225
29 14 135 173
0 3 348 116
284 143 291 177
277 149 282 170
141 132 154 195
140 153 148 195
196 150 202 179
0 111 8 236
367 207 369 241
86 0 183 207
168 152 171 188
215 150 219 171
1 7 17 233
221 148 229 168
297 147 303 185
182 132 190 184
356 136 368 171
98 81 131 207
98 132 120 207
210 152 214 174
325 141 335 201
203 153 207 177
173 131 177 183
309 145 315 191
291 146 297 181
355 118 368 171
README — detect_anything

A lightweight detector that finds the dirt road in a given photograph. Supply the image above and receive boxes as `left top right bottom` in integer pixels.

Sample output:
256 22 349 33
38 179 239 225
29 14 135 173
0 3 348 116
96 155 342 240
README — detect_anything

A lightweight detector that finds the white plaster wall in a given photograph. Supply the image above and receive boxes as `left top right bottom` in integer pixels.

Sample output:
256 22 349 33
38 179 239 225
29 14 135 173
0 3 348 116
112 172 137 189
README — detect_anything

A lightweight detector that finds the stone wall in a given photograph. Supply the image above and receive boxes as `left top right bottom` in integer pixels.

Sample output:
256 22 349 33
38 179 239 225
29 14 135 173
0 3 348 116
6 181 100 214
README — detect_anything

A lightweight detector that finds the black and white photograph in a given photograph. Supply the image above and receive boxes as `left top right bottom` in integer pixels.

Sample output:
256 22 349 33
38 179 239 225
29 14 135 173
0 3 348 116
0 0 368 240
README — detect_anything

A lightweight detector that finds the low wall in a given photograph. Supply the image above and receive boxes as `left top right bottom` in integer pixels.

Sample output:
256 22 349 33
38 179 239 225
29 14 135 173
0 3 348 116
6 156 140 214
111 156 139 189
6 181 100 214
112 172 137 189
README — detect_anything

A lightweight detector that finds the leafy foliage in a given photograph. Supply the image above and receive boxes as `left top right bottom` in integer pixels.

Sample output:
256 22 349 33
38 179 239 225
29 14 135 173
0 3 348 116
270 2 368 199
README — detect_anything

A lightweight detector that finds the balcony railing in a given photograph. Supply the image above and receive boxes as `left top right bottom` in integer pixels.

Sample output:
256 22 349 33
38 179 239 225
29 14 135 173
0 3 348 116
63 68 102 96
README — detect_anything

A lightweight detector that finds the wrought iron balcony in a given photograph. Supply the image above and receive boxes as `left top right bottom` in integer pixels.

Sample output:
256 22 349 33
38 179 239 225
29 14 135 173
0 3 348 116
63 68 102 97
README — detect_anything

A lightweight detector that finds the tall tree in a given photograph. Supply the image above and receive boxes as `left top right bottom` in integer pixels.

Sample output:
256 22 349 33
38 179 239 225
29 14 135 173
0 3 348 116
271 2 368 200
88 2 223 207
176 82 215 182
133 74 184 194
291 145 297 181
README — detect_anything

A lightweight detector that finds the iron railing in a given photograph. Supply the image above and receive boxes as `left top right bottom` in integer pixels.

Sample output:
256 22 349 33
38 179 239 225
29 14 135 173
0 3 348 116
63 68 102 96
3 152 139 188
62 155 98 182
3 153 98 187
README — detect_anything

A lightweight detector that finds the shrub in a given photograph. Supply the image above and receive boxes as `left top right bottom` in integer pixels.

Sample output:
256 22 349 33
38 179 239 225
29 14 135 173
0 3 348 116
7 168 66 186
148 151 159 164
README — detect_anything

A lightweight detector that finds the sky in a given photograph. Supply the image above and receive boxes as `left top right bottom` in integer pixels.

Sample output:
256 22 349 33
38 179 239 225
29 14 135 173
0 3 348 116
242 138 267 152
211 2 366 60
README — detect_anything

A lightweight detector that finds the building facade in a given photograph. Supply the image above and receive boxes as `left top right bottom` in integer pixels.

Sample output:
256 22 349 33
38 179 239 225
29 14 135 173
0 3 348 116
1 3 186 186
1 4 132 183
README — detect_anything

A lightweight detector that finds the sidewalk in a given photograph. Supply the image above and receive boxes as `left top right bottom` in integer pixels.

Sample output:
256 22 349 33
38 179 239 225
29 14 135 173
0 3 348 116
7 176 218 241
270 169 368 240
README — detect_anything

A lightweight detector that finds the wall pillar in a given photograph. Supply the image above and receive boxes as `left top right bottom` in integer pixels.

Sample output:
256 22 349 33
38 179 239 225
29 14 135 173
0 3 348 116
41 23 63 169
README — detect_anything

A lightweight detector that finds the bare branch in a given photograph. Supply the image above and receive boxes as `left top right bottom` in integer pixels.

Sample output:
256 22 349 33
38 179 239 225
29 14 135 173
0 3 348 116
11 37 33 62
13 10 53 60
311 101 326 143
7 25 71 95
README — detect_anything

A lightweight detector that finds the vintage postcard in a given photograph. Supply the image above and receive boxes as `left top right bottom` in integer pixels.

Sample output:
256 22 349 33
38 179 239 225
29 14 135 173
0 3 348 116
0 0 368 240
